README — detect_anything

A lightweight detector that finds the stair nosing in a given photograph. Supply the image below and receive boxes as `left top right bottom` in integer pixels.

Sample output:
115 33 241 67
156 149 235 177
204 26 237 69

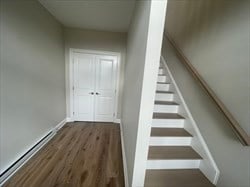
148 146 202 160
145 169 215 187
154 101 179 105
156 91 174 94
157 82 171 84
150 128 192 137
153 113 185 119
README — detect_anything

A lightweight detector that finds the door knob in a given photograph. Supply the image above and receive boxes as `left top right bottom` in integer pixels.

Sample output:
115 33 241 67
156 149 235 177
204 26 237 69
89 92 94 95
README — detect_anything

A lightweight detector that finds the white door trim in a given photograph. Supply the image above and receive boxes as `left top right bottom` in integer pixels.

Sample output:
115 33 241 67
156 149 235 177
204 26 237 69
69 48 121 122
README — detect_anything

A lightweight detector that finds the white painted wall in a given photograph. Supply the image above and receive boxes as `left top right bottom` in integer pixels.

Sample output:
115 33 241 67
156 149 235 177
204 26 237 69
0 0 65 173
162 37 250 187
165 0 250 135
121 1 167 186
64 27 127 119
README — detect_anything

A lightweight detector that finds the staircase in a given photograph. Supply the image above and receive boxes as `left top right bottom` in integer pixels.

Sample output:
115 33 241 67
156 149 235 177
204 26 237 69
144 61 218 187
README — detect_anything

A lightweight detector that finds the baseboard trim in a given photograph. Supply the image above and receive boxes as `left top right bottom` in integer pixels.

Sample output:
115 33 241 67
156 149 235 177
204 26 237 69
119 122 129 187
114 119 121 123
66 117 74 122
65 118 121 124
0 118 67 185
54 118 67 131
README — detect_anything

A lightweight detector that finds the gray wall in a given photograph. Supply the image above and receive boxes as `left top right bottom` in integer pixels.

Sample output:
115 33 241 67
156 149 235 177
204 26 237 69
0 0 65 173
163 2 250 184
162 37 250 187
165 0 250 134
64 27 127 119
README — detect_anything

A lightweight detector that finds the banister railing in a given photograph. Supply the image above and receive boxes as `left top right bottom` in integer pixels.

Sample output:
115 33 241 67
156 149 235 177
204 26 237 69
165 32 250 146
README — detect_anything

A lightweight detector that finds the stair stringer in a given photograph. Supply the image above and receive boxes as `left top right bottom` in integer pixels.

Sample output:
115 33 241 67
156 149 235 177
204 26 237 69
161 56 220 185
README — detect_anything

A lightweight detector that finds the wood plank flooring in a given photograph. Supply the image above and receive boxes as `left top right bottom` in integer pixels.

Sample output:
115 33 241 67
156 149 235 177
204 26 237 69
4 122 125 187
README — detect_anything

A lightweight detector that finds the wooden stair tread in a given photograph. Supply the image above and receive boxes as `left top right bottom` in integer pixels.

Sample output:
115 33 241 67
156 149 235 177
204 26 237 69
145 169 215 187
148 146 202 160
155 101 179 105
153 113 184 119
151 128 192 137
156 90 174 94
157 82 170 84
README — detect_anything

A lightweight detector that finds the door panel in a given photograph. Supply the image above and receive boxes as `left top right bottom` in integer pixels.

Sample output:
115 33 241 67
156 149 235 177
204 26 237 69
73 53 95 121
95 55 117 122
98 59 113 90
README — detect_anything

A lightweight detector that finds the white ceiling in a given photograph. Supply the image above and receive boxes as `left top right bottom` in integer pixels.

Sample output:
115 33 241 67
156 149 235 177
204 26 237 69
39 0 136 32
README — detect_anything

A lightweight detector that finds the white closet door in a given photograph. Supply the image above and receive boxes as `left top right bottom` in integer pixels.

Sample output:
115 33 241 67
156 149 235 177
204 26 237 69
94 55 117 122
73 53 95 121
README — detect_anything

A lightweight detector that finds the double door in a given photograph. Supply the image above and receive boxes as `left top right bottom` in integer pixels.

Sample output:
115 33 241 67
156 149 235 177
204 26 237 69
73 52 117 122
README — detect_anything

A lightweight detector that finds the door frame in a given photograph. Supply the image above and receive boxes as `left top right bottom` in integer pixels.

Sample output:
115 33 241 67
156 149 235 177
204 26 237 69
68 48 121 122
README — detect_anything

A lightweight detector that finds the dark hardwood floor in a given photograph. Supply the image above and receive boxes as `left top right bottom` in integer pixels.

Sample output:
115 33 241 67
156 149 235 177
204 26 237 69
4 122 125 187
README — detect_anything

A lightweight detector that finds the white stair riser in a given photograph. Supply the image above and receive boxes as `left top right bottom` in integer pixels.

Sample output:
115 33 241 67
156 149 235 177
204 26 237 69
158 69 164 74
155 93 174 101
149 137 192 146
157 75 170 83
152 119 185 128
147 160 201 169
154 104 178 113
156 84 170 91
